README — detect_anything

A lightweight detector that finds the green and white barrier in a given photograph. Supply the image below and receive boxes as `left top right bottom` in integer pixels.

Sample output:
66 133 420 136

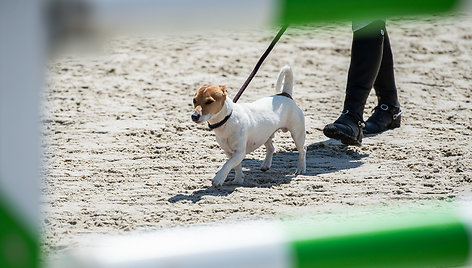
80 0 466 34
58 205 472 268
0 1 44 268
1 2 469 268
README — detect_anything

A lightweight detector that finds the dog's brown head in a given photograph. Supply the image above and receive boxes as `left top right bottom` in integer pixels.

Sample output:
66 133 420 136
191 84 227 123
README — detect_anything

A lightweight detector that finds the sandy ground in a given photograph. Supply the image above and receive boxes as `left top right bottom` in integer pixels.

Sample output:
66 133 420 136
42 15 472 257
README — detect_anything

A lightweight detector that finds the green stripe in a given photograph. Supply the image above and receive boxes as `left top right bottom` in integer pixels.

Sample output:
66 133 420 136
279 0 460 24
0 194 39 268
284 211 469 268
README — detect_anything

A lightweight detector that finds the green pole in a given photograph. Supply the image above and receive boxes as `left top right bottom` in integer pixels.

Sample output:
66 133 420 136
285 209 470 268
280 0 462 24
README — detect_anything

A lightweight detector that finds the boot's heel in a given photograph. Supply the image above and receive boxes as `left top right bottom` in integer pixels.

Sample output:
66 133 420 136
390 114 401 129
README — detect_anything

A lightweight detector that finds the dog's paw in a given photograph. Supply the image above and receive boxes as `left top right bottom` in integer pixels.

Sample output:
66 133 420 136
261 161 272 171
261 162 270 171
229 176 244 185
212 174 226 187
295 168 306 175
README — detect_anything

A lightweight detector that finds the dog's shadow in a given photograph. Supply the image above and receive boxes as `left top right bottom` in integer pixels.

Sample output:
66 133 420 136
168 140 368 203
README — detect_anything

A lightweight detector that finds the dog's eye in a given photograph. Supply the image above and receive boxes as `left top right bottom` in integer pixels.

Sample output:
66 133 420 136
205 100 214 105
193 99 196 104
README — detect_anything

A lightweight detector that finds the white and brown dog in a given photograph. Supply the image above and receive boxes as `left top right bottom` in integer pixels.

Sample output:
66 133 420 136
191 66 306 187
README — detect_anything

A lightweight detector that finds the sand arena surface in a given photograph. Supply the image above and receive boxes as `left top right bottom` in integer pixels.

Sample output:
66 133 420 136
42 16 472 255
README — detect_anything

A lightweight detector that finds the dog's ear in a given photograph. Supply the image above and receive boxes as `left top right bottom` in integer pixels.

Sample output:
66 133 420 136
218 85 227 95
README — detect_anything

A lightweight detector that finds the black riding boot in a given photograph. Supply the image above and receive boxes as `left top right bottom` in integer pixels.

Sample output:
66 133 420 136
364 30 402 134
323 20 386 145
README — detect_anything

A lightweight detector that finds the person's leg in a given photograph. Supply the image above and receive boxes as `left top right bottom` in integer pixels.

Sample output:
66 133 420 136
373 30 399 107
364 29 402 134
323 20 386 145
344 21 385 120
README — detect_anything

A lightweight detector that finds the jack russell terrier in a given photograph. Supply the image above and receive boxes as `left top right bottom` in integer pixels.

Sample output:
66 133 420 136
191 65 306 187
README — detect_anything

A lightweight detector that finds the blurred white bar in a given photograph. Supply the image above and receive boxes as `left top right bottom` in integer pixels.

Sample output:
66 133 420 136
87 0 278 34
0 0 45 231
54 221 291 268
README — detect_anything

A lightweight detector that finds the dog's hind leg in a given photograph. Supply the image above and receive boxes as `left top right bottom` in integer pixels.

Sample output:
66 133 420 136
224 152 244 184
289 124 306 175
232 163 245 184
261 135 275 171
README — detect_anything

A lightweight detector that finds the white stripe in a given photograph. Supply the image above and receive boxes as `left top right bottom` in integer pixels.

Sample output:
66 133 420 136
460 202 472 266
0 0 44 231
61 221 292 268
92 0 277 33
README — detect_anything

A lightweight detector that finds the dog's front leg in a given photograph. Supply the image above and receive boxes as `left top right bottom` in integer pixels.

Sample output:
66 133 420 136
212 151 246 187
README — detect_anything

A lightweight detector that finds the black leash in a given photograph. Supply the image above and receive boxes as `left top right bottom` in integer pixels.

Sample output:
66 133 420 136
232 24 289 103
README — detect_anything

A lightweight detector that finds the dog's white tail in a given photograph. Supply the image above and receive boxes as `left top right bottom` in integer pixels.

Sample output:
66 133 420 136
275 65 293 97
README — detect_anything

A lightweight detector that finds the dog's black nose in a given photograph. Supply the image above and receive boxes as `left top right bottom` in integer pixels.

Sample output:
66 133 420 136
191 113 200 122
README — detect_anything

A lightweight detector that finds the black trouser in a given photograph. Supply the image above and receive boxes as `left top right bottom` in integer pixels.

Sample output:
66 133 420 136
343 20 400 121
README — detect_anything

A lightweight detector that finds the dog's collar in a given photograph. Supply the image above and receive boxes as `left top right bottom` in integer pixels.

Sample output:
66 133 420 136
277 92 292 99
208 110 233 130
